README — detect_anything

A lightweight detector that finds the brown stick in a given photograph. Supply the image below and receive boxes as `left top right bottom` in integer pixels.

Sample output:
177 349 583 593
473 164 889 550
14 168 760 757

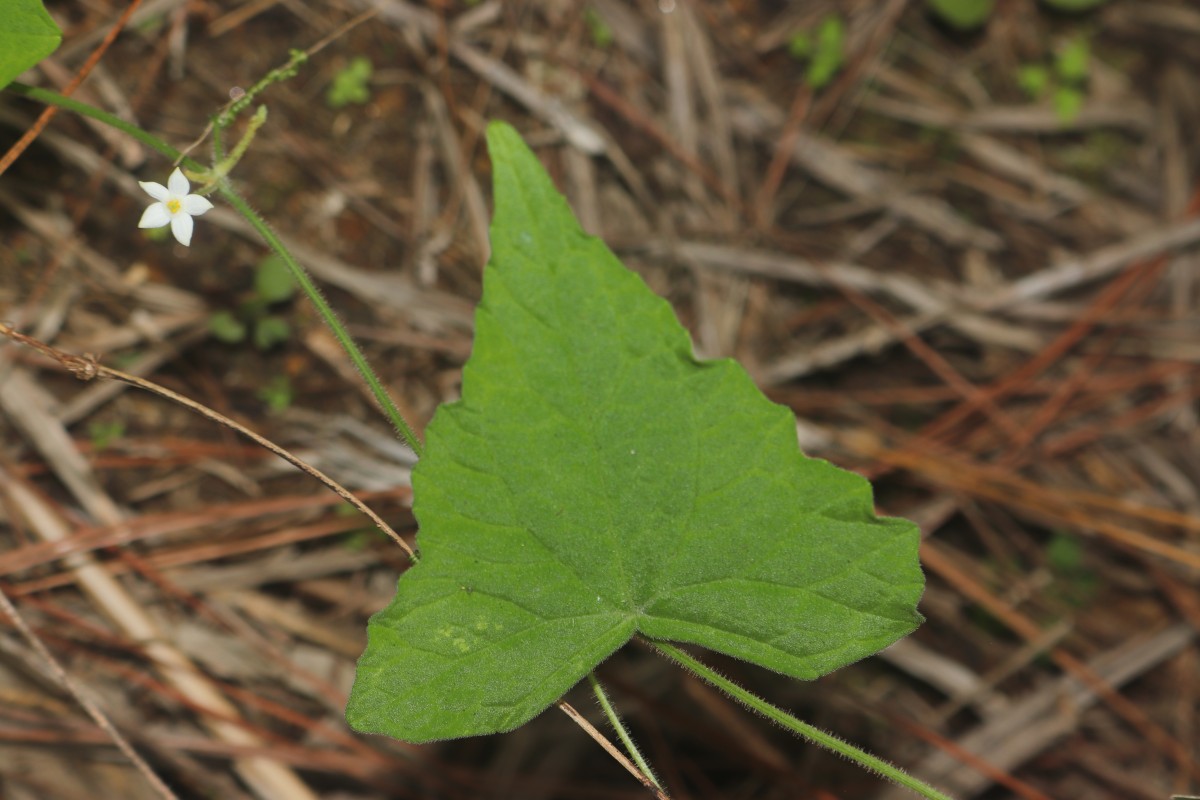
0 322 414 558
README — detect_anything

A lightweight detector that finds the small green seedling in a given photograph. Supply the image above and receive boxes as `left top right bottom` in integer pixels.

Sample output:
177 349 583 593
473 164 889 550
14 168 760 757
256 374 293 414
585 9 614 49
1019 35 1091 122
788 14 846 89
1046 532 1098 607
1042 0 1107 10
927 0 1107 30
1017 64 1050 98
1056 36 1090 82
87 420 126 451
326 56 372 109
208 309 247 343
926 0 994 30
208 254 297 349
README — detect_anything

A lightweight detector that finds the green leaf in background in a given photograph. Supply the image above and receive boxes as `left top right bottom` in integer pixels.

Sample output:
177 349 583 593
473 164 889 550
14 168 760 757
927 0 995 30
325 56 372 109
208 310 247 343
788 31 812 59
806 15 845 89
0 0 61 90
254 254 297 303
256 374 293 414
1055 36 1090 84
252 316 290 350
1041 0 1107 11
87 419 125 451
1053 85 1085 122
1017 64 1050 99
787 15 845 90
347 122 924 743
584 8 613 49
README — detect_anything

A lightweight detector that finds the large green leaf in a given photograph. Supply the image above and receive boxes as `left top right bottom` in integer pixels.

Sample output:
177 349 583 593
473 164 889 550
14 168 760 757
347 122 925 743
0 0 61 91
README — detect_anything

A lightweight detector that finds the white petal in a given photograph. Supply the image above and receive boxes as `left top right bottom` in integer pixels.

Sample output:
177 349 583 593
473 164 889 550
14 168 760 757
139 203 171 228
183 194 214 216
167 168 190 197
139 181 168 202
170 212 194 246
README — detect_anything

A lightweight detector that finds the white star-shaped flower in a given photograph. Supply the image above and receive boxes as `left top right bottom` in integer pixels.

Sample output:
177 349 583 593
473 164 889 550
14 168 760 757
138 168 213 247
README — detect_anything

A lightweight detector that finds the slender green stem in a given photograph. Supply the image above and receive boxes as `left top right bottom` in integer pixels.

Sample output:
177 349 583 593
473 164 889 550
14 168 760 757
217 183 423 456
651 642 955 800
217 48 307 129
211 121 225 164
5 80 424 458
587 673 663 792
216 105 268 178
8 82 199 169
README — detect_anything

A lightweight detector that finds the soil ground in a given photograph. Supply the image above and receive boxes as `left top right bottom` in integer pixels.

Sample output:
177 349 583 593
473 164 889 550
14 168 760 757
2 1 1199 798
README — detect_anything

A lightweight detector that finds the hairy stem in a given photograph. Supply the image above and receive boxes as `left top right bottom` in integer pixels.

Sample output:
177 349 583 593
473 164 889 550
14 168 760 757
588 673 664 793
651 642 955 800
217 183 423 455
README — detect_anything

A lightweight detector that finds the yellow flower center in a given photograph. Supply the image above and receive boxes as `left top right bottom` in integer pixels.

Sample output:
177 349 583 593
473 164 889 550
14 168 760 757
166 199 182 214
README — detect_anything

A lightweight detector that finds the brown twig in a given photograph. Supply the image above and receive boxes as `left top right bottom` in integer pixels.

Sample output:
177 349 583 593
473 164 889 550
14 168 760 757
0 322 414 558
557 700 671 799
0 580 179 799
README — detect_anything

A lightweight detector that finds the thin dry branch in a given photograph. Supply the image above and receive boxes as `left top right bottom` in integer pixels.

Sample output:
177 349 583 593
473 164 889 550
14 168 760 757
0 323 413 558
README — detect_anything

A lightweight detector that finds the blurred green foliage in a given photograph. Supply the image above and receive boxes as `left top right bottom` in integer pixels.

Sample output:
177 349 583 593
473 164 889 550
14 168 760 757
787 14 846 90
208 254 297 349
928 0 1108 29
326 57 372 109
87 419 125 451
